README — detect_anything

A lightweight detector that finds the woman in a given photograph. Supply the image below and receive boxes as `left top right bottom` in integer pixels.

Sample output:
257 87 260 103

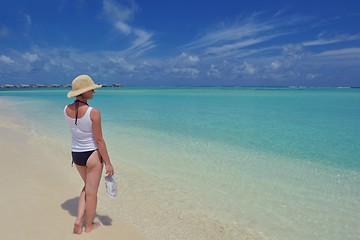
64 74 114 234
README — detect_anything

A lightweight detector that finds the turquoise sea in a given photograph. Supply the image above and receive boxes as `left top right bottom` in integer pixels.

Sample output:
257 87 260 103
1 87 360 239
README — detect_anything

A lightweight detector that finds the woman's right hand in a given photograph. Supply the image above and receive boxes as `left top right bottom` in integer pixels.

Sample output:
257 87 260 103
105 163 114 176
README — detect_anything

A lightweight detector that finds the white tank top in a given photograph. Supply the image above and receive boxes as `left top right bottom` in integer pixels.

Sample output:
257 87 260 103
64 105 98 152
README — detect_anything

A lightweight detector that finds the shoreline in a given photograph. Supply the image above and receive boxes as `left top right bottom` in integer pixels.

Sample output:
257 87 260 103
0 108 146 239
0 83 360 90
0 97 256 240
2 91 359 240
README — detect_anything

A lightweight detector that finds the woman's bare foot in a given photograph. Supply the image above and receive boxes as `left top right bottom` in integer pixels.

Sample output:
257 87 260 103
85 222 101 233
73 221 83 234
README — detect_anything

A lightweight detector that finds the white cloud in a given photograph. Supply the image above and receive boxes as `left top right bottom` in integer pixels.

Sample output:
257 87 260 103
177 14 319 67
0 55 14 64
189 55 199 63
109 57 135 71
282 44 305 60
303 33 360 46
102 0 155 57
204 37 272 56
102 0 136 34
180 13 304 58
270 60 281 70
128 29 154 54
24 14 32 26
22 53 39 62
306 73 318 79
180 52 199 63
182 20 276 51
243 61 256 75
274 9 286 17
23 14 32 37
207 64 220 77
102 0 138 22
172 67 199 77
316 48 360 57
115 22 131 35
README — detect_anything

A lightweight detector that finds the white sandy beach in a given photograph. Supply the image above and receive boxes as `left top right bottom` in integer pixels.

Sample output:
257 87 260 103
0 112 147 240
0 98 263 240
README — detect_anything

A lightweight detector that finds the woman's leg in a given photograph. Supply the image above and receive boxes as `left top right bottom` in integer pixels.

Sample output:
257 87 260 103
73 165 86 234
84 151 103 233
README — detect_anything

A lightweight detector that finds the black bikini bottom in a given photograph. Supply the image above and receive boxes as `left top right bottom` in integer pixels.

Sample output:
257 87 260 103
72 150 96 166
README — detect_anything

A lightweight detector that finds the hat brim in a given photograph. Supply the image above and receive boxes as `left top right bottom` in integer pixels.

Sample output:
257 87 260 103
67 84 102 98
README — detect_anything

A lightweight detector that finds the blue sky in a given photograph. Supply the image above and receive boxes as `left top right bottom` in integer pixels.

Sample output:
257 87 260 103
0 0 359 86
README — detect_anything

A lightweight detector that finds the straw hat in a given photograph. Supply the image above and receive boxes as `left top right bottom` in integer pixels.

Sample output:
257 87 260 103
67 74 102 98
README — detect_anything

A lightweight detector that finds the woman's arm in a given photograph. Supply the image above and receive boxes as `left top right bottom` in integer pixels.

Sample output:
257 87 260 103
91 108 114 176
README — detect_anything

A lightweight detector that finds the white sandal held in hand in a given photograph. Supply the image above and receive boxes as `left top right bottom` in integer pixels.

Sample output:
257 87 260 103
104 175 117 197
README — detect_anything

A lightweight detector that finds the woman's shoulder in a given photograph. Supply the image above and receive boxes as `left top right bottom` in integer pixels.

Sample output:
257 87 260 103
90 107 101 120
90 107 100 114
65 103 75 110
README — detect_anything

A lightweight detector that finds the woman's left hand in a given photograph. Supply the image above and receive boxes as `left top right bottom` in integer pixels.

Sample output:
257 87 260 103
105 163 114 176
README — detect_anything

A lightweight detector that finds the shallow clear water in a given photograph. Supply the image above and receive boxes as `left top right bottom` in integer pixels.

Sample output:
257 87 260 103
1 87 360 239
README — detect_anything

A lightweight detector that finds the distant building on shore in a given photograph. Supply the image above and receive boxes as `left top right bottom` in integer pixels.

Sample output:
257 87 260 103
1 83 124 89
1 84 15 88
112 83 124 87
1 84 18 88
